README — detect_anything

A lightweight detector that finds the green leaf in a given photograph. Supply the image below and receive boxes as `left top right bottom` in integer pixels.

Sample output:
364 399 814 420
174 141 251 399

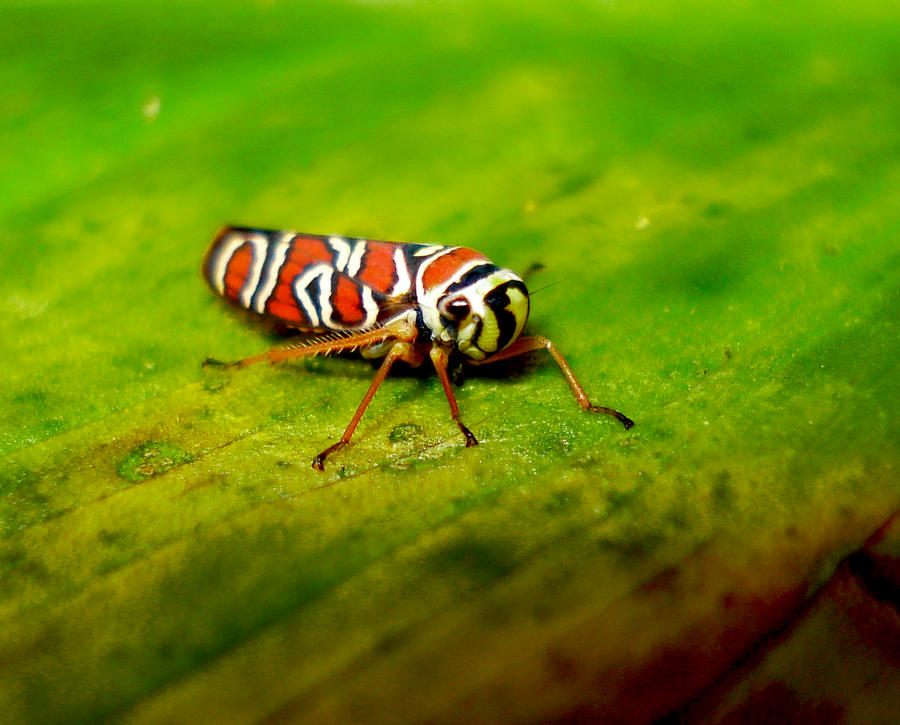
2 1 898 722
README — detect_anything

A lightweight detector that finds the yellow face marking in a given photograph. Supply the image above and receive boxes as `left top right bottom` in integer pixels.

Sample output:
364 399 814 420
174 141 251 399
477 309 501 355
505 286 529 346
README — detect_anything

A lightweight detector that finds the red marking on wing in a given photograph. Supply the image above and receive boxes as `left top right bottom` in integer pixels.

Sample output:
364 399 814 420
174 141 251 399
332 274 366 327
224 243 253 301
267 299 304 324
264 236 333 327
356 241 397 294
420 247 488 293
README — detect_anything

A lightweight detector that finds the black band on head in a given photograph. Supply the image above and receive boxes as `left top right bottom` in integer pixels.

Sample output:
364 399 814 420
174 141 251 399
441 264 498 298
483 280 529 352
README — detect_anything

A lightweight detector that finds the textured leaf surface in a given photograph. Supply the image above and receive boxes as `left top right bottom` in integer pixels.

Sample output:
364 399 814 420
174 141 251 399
1 1 899 722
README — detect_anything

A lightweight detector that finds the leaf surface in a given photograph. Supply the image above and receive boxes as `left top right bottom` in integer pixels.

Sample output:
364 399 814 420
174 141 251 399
1 1 899 722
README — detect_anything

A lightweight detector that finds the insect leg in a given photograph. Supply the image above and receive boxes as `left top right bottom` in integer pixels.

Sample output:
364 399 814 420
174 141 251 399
313 342 422 470
472 336 634 429
203 320 417 368
429 345 478 447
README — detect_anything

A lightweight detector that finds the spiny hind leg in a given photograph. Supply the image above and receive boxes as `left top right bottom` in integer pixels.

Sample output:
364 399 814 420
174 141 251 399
202 319 418 369
313 342 424 471
472 336 634 429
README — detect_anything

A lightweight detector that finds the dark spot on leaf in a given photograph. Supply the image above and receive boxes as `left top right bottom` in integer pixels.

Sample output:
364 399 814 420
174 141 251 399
667 506 690 529
373 630 407 655
117 442 193 483
1 549 49 582
388 423 423 443
597 531 665 559
546 649 578 681
203 376 228 393
685 250 742 295
0 467 39 497
637 566 679 595
429 539 517 586
555 172 594 198
605 487 640 514
446 494 478 517
545 489 582 514
1 548 26 566
745 122 774 142
267 410 292 424
11 387 49 405
97 529 123 545
38 418 67 438
711 471 734 509
702 201 731 218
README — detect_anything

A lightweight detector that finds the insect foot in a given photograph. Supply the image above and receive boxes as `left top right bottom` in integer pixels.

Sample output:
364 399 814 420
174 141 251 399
586 405 635 429
201 357 237 368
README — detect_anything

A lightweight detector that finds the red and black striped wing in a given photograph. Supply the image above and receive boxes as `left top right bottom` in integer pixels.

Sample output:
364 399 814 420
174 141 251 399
203 226 417 332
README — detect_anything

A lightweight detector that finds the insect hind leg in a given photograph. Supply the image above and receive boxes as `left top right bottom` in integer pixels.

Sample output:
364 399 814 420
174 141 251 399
201 319 418 369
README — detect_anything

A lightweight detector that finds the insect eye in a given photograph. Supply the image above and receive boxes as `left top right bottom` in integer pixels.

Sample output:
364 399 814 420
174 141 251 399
443 297 470 320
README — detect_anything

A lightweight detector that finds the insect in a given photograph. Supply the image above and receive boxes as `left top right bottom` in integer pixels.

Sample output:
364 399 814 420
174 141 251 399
203 226 634 470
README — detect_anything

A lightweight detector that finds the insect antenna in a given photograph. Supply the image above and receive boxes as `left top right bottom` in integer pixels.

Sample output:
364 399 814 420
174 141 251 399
527 280 561 296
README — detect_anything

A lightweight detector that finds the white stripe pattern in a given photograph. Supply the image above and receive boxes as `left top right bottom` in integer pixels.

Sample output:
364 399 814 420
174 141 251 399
346 239 368 277
328 236 351 271
252 231 293 314
210 233 250 295
237 234 270 308
291 263 333 328
390 247 411 297
413 244 445 257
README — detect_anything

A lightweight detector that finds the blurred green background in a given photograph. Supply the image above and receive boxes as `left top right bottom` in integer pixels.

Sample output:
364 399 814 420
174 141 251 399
1 0 898 722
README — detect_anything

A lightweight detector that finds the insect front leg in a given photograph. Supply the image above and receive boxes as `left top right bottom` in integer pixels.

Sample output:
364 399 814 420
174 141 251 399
313 342 423 471
429 345 478 447
472 336 634 429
